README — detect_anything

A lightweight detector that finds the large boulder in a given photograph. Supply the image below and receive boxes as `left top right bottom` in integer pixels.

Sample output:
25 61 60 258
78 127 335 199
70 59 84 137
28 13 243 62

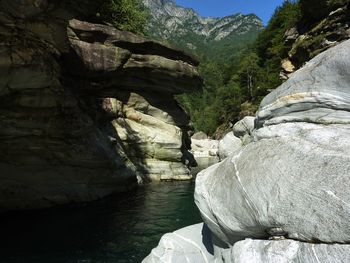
195 40 350 248
196 123 350 244
218 132 242 160
142 223 215 263
144 227 350 263
232 239 350 263
257 40 350 128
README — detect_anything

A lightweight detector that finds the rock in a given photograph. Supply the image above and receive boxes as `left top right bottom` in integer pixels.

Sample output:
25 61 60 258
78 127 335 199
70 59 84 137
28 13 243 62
108 92 194 181
142 223 215 263
287 1 350 71
232 116 255 138
195 41 350 245
284 27 299 44
218 132 242 160
197 123 350 244
232 239 350 263
0 1 202 210
281 58 295 75
67 19 202 95
258 39 350 128
0 0 49 18
145 40 350 263
190 139 220 175
192 131 208 140
144 225 350 263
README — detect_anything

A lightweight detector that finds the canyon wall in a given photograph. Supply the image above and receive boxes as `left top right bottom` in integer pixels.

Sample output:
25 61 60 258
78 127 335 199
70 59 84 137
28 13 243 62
0 0 202 211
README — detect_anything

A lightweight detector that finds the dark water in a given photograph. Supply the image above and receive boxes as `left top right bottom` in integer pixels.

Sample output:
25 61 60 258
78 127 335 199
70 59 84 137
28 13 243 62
0 182 201 263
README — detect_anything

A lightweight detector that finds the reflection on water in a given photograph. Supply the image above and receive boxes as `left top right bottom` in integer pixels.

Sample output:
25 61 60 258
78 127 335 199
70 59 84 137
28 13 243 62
0 182 201 263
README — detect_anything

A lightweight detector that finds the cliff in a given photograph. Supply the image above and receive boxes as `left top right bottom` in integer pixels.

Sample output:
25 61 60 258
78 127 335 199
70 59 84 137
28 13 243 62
0 0 202 211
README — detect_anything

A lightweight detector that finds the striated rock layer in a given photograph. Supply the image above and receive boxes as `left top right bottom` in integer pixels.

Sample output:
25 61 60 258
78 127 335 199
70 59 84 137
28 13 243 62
195 40 350 246
0 0 202 210
143 224 350 263
145 40 350 261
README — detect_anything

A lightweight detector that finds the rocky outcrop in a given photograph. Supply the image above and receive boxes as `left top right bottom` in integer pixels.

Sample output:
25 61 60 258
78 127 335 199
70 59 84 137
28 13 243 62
217 132 241 160
144 224 350 263
282 0 350 77
0 0 202 210
190 138 219 175
145 40 350 261
231 239 350 263
142 223 215 263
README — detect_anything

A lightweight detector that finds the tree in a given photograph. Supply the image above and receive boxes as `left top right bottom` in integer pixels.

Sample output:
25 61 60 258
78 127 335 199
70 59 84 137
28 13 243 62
237 52 261 99
99 0 148 34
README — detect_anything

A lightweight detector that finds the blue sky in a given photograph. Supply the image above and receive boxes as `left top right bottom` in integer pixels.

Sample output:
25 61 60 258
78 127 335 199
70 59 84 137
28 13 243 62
175 0 285 25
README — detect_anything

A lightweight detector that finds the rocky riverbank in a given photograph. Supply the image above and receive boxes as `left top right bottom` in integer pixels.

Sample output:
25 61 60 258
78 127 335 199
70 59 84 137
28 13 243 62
0 0 202 211
144 39 350 262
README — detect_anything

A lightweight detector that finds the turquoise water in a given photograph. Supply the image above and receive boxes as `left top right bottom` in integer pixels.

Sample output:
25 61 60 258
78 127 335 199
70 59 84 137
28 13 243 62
0 182 201 263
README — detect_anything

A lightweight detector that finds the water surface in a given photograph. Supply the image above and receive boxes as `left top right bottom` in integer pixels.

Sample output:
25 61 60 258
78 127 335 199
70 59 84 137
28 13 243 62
0 181 201 263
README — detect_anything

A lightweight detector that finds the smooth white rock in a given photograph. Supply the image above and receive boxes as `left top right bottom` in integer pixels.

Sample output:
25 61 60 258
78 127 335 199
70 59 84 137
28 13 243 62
142 223 215 263
232 239 350 263
196 123 350 244
218 132 242 160
257 39 350 127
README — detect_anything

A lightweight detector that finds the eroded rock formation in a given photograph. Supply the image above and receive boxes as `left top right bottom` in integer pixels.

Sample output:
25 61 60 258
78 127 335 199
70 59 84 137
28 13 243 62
144 39 350 262
0 0 202 210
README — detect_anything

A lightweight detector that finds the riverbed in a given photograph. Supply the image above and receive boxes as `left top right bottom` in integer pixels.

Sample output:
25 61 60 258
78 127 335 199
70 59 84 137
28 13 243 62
0 182 201 263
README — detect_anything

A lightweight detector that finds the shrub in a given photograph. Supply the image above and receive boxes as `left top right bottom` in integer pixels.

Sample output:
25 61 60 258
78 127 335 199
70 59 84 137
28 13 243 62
98 0 148 34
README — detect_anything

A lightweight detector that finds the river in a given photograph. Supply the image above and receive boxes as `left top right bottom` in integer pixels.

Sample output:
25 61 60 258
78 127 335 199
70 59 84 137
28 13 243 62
0 181 201 263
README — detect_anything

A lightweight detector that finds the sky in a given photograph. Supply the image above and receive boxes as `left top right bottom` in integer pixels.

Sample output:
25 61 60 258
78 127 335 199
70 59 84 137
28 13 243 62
175 0 285 25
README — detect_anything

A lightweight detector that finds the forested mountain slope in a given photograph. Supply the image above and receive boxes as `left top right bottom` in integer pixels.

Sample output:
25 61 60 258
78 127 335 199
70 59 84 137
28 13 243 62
143 0 263 61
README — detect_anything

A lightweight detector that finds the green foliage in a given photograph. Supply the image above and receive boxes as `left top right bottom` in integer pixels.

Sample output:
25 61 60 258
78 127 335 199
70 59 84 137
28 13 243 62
99 0 148 34
299 0 347 25
179 1 301 135
255 0 301 90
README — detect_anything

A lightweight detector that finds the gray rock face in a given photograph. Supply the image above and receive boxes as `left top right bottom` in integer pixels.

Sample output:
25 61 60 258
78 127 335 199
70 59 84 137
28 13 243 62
195 40 350 245
232 239 350 263
218 132 242 160
197 123 350 244
142 223 215 263
105 92 194 181
257 39 350 128
0 1 201 210
232 116 255 138
144 227 350 263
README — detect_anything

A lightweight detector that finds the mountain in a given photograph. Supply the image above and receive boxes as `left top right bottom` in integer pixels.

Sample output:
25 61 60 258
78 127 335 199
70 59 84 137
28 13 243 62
143 0 264 61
